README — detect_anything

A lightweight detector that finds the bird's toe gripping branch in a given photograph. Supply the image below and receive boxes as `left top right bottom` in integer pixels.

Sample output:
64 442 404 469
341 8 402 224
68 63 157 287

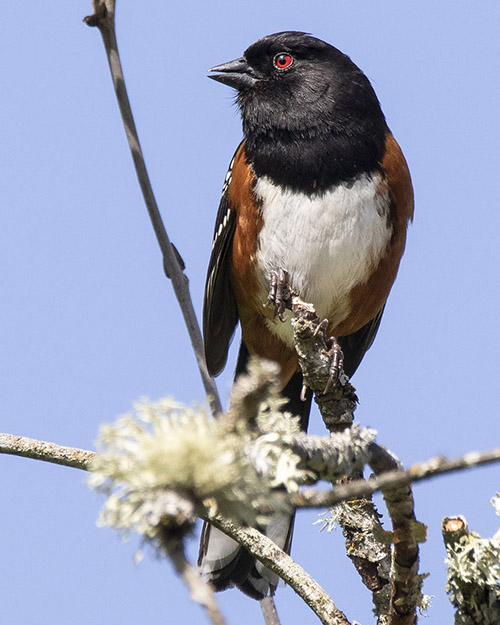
267 268 293 321
290 296 357 430
313 319 346 393
267 271 351 408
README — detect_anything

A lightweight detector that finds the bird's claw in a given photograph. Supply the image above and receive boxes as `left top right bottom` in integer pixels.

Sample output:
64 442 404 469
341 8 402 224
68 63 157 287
268 269 291 322
314 321 345 393
324 339 345 393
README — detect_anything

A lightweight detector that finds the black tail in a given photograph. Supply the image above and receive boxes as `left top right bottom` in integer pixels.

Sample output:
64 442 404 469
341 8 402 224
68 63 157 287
198 343 312 599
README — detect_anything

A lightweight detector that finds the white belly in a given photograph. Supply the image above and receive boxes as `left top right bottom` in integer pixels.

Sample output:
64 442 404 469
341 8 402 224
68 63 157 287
254 173 392 345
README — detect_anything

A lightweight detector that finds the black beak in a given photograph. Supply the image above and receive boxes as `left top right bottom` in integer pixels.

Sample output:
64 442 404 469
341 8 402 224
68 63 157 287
208 57 257 90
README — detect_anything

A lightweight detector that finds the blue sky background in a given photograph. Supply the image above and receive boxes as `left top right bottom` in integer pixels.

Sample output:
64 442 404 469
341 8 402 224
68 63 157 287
2 2 500 624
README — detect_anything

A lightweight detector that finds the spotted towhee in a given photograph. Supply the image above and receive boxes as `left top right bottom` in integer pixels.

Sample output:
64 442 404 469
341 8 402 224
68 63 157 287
198 31 414 599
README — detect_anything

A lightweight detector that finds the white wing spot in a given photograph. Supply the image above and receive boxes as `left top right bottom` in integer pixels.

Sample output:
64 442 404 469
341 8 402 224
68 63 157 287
220 155 235 199
211 156 236 249
212 206 232 250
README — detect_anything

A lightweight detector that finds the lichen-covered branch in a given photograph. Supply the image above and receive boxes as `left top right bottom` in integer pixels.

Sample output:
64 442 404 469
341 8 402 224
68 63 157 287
0 432 96 470
290 298 393 621
369 446 426 625
3 429 500 512
2 409 499 625
292 445 500 509
211 516 351 625
442 508 500 625
325 498 392 618
87 369 356 625
290 296 358 431
291 427 374 480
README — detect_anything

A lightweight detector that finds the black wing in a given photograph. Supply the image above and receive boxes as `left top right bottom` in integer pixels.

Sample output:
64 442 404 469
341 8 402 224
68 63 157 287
338 306 385 379
203 151 240 376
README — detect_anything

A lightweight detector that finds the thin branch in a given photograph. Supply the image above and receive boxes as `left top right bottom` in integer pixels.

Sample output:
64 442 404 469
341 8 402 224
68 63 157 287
0 432 95 470
259 597 281 625
291 445 500 508
210 517 351 625
166 537 228 625
0 431 346 624
83 1 221 415
3 433 500 505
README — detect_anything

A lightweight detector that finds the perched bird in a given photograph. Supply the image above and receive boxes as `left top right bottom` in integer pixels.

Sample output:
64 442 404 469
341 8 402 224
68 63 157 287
199 31 413 599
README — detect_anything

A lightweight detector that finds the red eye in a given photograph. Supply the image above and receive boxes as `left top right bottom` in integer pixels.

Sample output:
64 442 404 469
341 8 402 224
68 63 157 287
273 53 293 70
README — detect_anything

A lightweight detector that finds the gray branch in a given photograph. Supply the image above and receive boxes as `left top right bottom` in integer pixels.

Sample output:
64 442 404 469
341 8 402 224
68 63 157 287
210 517 352 625
3 431 500 503
163 534 228 625
83 0 221 415
369 447 425 625
292 446 500 508
290 297 423 625
0 432 96 470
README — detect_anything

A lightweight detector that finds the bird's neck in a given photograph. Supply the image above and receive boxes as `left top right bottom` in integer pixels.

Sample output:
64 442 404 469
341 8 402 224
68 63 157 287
243 119 387 194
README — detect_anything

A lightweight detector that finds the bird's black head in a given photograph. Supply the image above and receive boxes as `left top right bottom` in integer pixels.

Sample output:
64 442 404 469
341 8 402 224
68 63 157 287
209 32 388 192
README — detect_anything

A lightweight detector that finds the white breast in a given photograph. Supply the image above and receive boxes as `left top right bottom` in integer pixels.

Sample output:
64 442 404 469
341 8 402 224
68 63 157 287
254 173 392 346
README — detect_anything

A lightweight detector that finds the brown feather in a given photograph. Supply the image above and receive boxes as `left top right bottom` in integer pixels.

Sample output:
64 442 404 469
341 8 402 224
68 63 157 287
228 147 300 386
333 132 414 337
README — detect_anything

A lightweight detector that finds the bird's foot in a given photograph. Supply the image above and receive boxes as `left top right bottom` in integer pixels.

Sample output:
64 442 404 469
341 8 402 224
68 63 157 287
314 320 346 392
267 269 292 322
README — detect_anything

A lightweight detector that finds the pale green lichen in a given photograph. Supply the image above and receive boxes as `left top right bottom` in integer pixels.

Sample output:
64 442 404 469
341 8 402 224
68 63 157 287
445 497 500 624
89 362 310 550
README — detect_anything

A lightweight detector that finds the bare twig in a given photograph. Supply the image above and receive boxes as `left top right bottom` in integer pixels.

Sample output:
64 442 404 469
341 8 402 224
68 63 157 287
210 517 351 625
259 597 281 625
83 1 221 415
166 537 228 625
